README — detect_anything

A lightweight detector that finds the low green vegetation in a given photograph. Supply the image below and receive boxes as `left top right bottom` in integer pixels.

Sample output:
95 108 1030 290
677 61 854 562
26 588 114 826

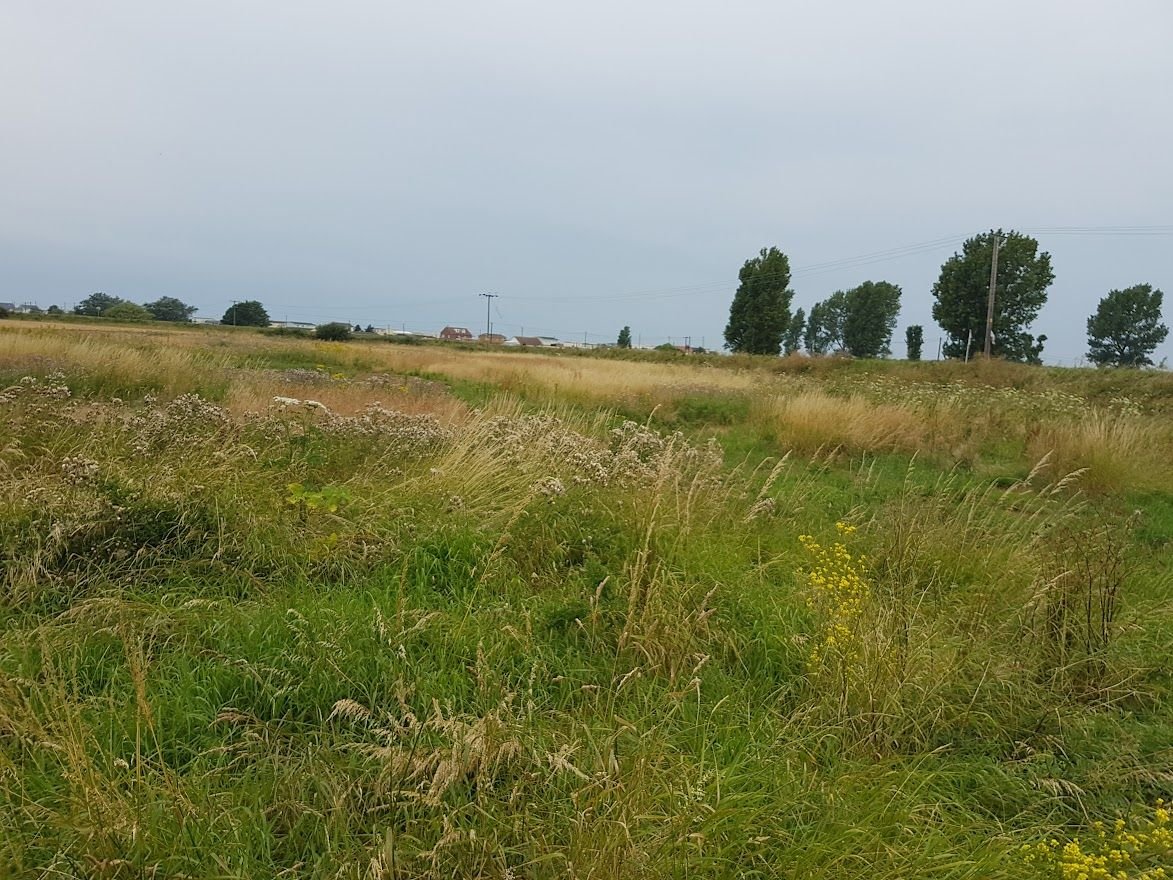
0 323 1171 878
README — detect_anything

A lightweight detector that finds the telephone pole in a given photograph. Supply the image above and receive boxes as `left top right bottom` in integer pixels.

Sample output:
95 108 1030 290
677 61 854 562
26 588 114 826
480 292 498 339
983 234 1003 358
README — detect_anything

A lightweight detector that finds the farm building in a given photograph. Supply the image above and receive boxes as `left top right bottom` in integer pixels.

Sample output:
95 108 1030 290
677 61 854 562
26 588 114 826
505 336 561 347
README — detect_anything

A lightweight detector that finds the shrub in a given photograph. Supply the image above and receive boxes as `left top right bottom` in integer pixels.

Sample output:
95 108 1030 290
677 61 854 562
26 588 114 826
315 322 353 341
101 302 153 322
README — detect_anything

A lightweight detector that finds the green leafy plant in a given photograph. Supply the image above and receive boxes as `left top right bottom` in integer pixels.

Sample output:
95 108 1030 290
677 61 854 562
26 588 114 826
285 482 352 521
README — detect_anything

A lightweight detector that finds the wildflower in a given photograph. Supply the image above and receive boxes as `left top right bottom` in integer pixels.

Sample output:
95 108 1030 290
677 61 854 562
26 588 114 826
798 528 871 670
60 456 101 486
531 477 566 500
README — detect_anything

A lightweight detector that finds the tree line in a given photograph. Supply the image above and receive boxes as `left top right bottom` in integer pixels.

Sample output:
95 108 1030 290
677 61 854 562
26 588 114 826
59 295 381 340
722 231 1169 367
68 293 279 327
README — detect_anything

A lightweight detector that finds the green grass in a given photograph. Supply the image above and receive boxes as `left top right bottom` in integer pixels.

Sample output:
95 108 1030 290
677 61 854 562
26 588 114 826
1 325 1172 878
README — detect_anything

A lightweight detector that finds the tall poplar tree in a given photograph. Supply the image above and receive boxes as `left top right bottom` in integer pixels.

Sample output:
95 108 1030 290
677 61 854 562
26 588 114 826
724 247 793 355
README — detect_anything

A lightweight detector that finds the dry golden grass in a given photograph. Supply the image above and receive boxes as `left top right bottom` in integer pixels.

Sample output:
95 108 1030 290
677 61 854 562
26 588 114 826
222 375 466 420
0 323 232 396
5 321 1172 492
750 390 932 456
365 345 767 405
1027 412 1171 493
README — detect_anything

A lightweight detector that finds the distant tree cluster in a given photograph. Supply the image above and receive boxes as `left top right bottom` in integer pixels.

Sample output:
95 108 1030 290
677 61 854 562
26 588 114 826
72 292 200 323
725 230 1167 367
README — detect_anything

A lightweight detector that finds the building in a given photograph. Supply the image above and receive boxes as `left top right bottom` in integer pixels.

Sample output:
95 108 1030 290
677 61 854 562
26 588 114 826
440 326 473 341
504 335 561 347
0 302 16 313
477 332 506 344
270 320 317 330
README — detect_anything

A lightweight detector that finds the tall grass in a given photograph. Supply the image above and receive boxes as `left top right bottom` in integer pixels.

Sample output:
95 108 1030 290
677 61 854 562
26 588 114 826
1 322 1171 877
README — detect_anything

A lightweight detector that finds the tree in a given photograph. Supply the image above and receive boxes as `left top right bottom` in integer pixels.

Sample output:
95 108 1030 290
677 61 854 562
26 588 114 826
905 325 924 361
316 322 353 341
724 247 794 355
0 306 8 319
221 300 270 327
932 229 1053 363
841 281 901 358
617 326 632 348
804 291 849 355
364 324 376 334
782 308 805 355
47 305 64 316
353 324 363 333
74 292 124 316
144 296 197 322
102 302 153 322
1086 284 1168 367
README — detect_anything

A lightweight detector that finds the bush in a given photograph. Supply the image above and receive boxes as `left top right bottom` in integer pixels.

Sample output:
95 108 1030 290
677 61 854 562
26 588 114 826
0 306 9 319
101 302 153 322
315 322 353 341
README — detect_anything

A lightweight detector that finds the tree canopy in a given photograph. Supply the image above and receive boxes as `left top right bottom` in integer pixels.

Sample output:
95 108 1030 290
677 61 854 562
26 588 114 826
221 300 270 327
74 292 125 317
617 326 632 348
724 247 794 355
932 230 1053 363
905 325 924 361
841 281 902 358
1086 284 1168 367
144 296 197 322
783 308 805 355
804 292 849 355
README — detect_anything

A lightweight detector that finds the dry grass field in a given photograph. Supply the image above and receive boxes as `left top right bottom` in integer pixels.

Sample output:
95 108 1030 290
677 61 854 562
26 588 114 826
1 318 1171 878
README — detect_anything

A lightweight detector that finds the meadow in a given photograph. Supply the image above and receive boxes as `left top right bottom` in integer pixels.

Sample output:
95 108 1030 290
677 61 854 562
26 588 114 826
1 320 1171 879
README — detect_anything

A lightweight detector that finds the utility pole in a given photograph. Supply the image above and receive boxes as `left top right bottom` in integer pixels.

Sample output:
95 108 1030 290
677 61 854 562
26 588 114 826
964 327 974 363
231 299 238 326
480 292 498 339
984 234 1003 358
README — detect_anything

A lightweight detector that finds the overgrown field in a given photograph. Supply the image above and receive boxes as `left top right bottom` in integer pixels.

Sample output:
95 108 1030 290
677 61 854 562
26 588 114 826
1 321 1171 878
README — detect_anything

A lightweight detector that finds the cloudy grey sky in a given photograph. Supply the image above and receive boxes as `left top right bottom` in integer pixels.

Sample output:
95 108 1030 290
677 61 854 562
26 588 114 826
3 0 1171 363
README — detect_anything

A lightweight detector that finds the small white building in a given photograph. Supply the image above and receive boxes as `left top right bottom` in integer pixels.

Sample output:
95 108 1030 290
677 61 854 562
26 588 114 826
504 336 561 347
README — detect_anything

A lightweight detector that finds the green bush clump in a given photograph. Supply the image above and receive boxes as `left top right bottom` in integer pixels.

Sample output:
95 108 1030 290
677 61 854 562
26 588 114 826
315 322 353 341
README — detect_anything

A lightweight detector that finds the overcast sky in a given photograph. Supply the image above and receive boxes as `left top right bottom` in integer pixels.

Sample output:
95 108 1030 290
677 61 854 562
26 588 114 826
3 1 1171 364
